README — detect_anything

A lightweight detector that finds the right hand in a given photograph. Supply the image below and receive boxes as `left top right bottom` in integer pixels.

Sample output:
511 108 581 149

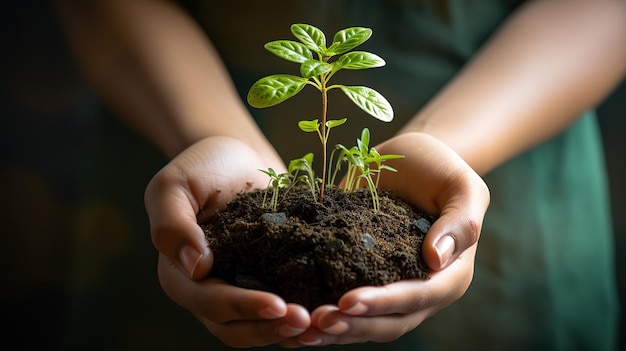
144 137 311 347
288 132 490 347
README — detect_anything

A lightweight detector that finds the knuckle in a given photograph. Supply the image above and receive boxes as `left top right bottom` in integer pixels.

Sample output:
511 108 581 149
465 217 481 246
150 224 177 253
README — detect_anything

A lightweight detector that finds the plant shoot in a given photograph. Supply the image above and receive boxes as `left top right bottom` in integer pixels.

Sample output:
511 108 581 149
248 24 394 202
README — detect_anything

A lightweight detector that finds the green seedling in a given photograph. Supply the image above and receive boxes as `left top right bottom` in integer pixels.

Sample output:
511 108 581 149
259 154 318 212
259 168 291 212
248 23 394 202
332 128 404 212
287 153 318 200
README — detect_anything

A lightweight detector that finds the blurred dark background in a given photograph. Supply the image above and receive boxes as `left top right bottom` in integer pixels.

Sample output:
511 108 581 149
1 1 624 350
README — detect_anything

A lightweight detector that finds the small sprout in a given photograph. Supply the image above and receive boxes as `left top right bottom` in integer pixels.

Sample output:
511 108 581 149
259 168 291 212
287 153 317 200
298 117 347 145
335 128 404 212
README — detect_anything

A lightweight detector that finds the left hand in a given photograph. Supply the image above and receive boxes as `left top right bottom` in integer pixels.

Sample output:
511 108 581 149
145 137 311 348
281 132 490 346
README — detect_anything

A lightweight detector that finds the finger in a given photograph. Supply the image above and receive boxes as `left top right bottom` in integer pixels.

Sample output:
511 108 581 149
159 254 312 347
422 170 489 270
335 280 443 317
157 253 288 323
298 312 423 346
201 304 311 348
373 134 489 271
146 137 284 279
146 168 212 279
337 245 476 316
423 200 483 271
294 250 475 346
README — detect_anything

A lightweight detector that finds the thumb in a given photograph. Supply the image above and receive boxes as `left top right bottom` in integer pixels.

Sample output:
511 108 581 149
423 183 489 271
423 211 480 271
144 170 213 280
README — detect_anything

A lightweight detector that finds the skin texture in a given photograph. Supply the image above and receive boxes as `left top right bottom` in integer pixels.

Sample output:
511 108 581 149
55 0 626 347
400 1 626 175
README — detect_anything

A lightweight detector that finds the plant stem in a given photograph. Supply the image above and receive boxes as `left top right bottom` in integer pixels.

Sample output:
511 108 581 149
319 81 328 202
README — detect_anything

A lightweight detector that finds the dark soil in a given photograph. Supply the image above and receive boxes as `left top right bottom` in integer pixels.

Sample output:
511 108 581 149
202 186 436 311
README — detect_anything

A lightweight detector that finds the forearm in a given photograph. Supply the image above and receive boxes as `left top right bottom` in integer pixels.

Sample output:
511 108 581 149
55 0 279 162
400 0 626 175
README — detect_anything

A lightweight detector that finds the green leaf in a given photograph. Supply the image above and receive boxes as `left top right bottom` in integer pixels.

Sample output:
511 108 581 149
328 27 372 55
259 168 278 178
378 153 405 161
298 119 320 133
302 152 314 165
288 153 314 173
334 51 385 70
351 154 365 168
291 24 326 53
300 60 332 78
287 158 302 174
277 175 291 188
379 164 399 173
337 145 359 166
247 75 308 108
337 146 353 164
358 128 370 154
339 86 394 122
288 158 304 174
264 40 313 63
369 147 380 159
326 118 347 129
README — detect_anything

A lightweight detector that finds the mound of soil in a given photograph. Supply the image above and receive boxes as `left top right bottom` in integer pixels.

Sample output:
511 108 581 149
202 186 435 311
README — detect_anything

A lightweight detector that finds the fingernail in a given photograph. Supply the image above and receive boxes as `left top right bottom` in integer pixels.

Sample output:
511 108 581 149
322 320 349 335
435 235 456 267
343 302 368 315
259 305 285 319
276 323 306 337
299 337 322 346
179 245 203 279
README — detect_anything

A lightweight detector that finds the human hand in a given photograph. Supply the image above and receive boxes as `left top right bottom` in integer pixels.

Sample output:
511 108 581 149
144 137 311 347
283 132 490 346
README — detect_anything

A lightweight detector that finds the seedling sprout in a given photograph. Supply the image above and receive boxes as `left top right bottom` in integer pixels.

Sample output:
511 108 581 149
249 24 400 210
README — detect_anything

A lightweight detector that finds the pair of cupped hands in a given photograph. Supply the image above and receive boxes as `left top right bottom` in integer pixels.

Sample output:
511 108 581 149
144 132 490 348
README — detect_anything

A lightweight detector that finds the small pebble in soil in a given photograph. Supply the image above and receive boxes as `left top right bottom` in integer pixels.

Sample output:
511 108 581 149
414 218 432 234
259 212 288 225
361 233 376 250
326 239 345 252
